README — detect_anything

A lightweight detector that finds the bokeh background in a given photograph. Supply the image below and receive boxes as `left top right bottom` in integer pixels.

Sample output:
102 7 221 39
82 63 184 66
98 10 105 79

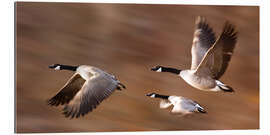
15 2 259 133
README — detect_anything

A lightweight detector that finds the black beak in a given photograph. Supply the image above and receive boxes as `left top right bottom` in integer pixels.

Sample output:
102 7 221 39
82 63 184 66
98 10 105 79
151 66 161 71
151 67 158 71
48 65 55 69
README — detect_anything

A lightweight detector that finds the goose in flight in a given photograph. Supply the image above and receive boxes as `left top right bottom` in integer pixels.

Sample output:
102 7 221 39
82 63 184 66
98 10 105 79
151 16 238 92
146 92 206 115
47 64 126 119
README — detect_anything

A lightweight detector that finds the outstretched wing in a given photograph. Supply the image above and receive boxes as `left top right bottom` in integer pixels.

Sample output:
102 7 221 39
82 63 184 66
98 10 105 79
190 16 216 70
195 22 238 79
62 74 118 118
47 73 86 106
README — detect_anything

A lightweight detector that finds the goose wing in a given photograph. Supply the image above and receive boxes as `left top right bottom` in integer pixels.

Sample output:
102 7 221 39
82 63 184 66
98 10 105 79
48 73 86 106
190 16 216 70
180 97 198 111
170 97 195 114
62 73 118 118
195 22 237 79
159 99 172 109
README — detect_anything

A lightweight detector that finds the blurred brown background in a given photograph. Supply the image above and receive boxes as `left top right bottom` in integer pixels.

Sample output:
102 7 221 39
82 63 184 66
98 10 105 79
15 2 259 133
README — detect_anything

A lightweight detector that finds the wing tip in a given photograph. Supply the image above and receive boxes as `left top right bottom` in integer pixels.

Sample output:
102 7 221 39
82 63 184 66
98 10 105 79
223 21 238 37
195 16 205 24
194 16 216 39
195 16 207 28
61 104 95 119
46 93 69 107
47 98 59 106
62 106 81 119
220 21 238 47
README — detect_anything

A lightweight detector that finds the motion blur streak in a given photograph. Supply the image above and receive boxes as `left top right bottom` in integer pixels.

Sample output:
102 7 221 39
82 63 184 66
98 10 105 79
16 2 259 133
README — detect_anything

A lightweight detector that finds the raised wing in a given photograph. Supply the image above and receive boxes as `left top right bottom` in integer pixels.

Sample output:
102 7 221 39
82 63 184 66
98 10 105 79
47 73 86 106
195 21 238 79
190 16 216 70
62 74 118 118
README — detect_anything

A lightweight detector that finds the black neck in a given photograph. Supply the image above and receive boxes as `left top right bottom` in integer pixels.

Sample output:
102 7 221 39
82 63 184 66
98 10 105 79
60 64 78 71
155 94 169 99
161 67 181 74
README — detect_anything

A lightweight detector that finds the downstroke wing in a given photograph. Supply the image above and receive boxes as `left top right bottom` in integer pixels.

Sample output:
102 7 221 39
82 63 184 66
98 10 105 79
62 74 118 118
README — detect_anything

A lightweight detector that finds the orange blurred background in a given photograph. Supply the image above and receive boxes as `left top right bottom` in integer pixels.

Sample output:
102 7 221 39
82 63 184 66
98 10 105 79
15 2 259 133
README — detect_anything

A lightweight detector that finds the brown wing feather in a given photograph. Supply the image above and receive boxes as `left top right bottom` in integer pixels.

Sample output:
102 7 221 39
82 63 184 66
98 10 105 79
214 22 237 79
62 74 118 118
191 16 216 70
47 73 86 106
195 21 238 79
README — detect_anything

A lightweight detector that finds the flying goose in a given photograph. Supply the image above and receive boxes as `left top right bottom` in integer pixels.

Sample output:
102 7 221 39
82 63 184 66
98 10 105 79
47 64 126 118
151 16 238 92
146 92 206 115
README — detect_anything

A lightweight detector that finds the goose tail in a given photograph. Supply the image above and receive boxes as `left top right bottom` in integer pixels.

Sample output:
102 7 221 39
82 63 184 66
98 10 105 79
197 107 207 113
116 82 126 91
218 85 234 92
195 104 207 113
216 80 234 93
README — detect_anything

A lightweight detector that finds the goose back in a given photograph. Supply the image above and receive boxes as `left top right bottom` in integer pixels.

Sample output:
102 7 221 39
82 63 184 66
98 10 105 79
179 70 216 90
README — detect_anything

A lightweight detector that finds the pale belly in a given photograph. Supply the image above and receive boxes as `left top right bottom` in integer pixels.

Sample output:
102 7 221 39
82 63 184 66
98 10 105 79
179 70 216 91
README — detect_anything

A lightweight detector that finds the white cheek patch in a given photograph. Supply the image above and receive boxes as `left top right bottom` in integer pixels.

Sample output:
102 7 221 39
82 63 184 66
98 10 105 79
54 66 61 70
156 68 162 72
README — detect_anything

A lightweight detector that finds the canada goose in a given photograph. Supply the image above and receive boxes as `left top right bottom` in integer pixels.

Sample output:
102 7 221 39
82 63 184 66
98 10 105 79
47 64 126 118
146 92 206 115
151 16 237 92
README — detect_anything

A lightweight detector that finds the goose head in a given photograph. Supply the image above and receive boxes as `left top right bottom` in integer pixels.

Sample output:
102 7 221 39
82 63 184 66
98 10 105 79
146 92 157 98
151 66 162 72
49 64 62 70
